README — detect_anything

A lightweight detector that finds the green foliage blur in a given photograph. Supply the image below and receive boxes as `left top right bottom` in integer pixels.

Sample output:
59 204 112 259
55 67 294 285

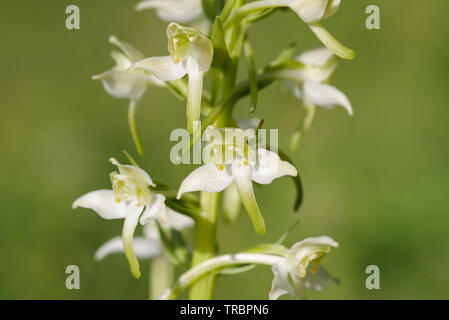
1 0 448 299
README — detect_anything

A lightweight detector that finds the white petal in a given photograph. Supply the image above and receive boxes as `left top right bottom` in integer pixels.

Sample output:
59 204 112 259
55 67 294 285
131 56 187 81
269 261 294 300
304 81 353 115
251 149 297 185
109 157 155 187
289 0 329 23
177 163 233 199
166 208 195 230
139 193 169 226
92 70 148 100
94 236 162 261
136 0 203 23
72 190 128 219
303 265 339 291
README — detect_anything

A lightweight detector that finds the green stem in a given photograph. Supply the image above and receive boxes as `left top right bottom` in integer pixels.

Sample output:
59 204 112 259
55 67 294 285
128 99 144 156
189 192 220 299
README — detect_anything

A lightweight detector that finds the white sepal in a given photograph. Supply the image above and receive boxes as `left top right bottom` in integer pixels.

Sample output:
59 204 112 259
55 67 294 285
177 163 233 199
72 190 128 220
94 236 162 261
92 70 148 100
131 56 187 81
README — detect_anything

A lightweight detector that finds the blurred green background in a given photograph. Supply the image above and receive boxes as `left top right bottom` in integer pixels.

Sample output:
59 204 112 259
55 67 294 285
1 0 448 299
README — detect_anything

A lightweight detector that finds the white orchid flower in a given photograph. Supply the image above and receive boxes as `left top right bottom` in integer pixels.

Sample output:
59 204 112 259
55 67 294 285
94 210 194 262
92 35 165 101
292 47 352 113
159 235 339 300
72 158 176 278
131 23 213 133
269 236 339 300
230 0 354 59
176 126 297 235
136 0 203 24
277 48 352 149
92 36 165 155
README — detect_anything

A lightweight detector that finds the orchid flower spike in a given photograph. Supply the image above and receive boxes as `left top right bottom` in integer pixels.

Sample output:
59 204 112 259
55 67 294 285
176 126 298 235
94 210 194 262
72 158 179 278
231 0 354 59
135 0 203 24
270 236 339 300
277 48 352 149
92 36 165 155
131 23 213 134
